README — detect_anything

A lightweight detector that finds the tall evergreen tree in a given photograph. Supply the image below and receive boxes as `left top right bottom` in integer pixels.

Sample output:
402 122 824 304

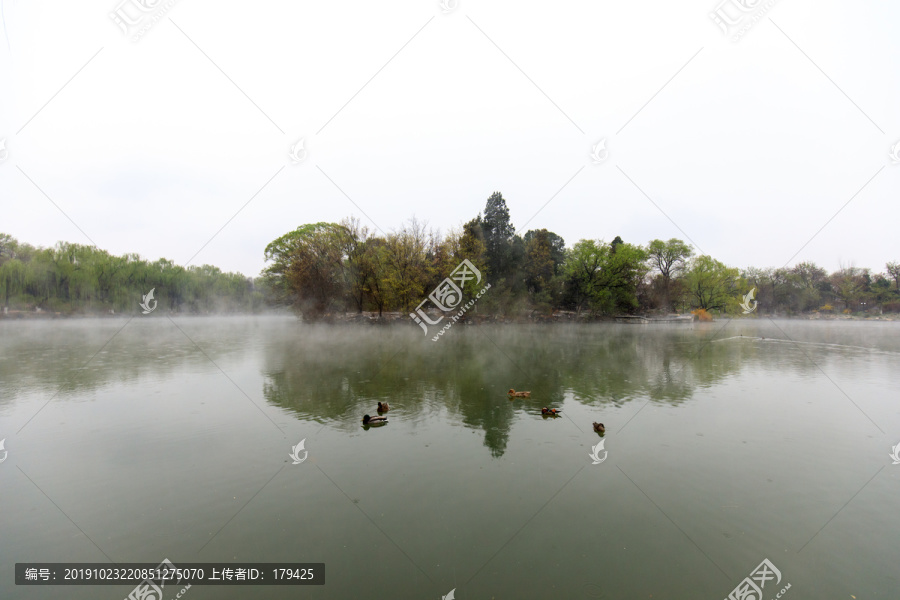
481 192 515 278
610 236 624 254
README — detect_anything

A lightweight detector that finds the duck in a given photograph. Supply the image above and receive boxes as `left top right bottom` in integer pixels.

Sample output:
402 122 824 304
541 407 561 416
362 414 388 425
377 401 390 412
593 422 605 434
508 389 531 398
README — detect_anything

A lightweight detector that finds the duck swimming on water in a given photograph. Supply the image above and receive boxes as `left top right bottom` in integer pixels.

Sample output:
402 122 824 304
362 414 388 425
377 402 390 412
508 389 531 398
593 422 605 434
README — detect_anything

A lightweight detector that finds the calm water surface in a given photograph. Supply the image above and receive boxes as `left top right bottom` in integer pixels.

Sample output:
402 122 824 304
1 317 898 599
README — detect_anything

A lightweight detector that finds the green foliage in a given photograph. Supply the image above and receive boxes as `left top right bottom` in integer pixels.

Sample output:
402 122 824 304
683 255 740 311
647 238 693 311
262 222 348 316
480 191 517 280
886 262 900 290
562 239 648 314
262 200 898 319
0 234 255 314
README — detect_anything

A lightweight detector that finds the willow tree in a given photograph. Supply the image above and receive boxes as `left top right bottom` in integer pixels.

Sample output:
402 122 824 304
683 255 740 311
262 222 346 318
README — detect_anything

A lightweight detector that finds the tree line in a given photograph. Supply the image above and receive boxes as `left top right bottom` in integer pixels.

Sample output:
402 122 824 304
3 192 897 317
0 233 263 314
261 192 900 319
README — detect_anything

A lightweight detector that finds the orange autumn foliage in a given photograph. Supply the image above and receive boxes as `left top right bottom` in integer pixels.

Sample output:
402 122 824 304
691 308 713 321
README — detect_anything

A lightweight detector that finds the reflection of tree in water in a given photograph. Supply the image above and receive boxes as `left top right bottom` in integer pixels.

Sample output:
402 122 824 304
262 327 521 455
260 323 757 457
4 318 887 454
0 318 262 407
495 324 749 408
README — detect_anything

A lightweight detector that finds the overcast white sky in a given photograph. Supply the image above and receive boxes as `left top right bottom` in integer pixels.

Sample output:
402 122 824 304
1 0 898 277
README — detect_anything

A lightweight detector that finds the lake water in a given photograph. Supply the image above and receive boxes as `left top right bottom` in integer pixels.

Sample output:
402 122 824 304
1 316 898 599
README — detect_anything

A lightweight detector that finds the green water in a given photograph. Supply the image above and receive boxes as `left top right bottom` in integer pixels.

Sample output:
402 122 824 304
1 317 898 599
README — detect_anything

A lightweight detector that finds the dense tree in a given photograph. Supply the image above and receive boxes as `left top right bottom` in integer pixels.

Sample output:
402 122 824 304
257 206 897 319
829 265 869 312
384 218 430 313
610 236 624 254
262 222 337 308
523 229 558 308
683 255 740 311
360 237 391 316
562 239 648 314
886 262 900 291
647 238 693 311
337 217 371 313
0 234 257 314
459 218 487 269
524 229 565 268
6 191 896 320
480 192 516 280
788 261 828 311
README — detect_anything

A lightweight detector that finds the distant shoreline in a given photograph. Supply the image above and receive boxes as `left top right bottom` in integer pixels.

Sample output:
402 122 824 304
2 310 897 323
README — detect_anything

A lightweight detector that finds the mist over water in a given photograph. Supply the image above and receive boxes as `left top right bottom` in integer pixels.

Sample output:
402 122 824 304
1 317 898 599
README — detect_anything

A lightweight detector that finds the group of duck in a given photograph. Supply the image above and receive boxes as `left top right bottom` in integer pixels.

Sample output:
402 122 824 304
361 392 604 433
509 389 605 433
